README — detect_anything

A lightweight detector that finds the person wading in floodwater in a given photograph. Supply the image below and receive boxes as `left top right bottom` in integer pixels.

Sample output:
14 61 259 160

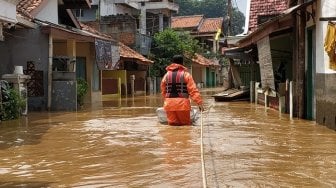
160 55 204 126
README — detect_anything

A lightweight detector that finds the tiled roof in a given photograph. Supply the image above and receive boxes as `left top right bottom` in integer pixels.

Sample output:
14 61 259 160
80 22 114 40
119 42 153 65
198 17 223 33
17 0 46 19
249 0 288 32
81 24 152 64
191 53 219 67
17 0 44 14
171 15 204 29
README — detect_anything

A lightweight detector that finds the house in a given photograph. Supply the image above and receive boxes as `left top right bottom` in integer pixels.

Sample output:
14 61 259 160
315 0 336 130
100 42 153 98
79 22 153 98
188 53 220 88
171 15 223 87
224 0 317 121
0 0 125 111
74 0 178 55
0 0 21 41
171 15 224 52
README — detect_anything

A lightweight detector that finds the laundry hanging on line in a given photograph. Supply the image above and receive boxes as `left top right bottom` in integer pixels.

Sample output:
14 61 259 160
324 22 336 70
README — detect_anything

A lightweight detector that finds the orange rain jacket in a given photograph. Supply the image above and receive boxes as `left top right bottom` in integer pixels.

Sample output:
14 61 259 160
160 63 203 112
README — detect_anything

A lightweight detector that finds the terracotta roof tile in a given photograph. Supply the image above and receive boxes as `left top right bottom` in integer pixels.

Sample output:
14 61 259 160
171 15 204 29
80 22 114 40
119 42 153 65
79 24 153 64
198 17 223 33
249 0 288 32
191 53 219 67
17 0 44 15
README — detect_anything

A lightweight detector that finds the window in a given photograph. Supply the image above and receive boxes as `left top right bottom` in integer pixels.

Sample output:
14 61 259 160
75 9 84 17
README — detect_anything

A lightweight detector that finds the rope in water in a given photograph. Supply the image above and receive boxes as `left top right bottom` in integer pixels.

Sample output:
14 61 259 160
200 110 207 188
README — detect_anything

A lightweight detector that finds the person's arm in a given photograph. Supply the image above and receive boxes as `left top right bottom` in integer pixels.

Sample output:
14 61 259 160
185 72 204 111
160 74 167 98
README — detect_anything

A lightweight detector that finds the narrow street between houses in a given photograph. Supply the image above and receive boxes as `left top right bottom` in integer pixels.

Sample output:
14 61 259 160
0 88 336 187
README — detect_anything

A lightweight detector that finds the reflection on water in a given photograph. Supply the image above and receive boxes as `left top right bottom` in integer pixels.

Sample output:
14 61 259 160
0 88 336 187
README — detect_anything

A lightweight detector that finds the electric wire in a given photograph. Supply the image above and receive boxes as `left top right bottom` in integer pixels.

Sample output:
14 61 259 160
200 110 207 188
200 102 220 188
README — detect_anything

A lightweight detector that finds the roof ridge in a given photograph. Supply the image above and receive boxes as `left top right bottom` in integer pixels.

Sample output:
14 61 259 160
172 14 204 18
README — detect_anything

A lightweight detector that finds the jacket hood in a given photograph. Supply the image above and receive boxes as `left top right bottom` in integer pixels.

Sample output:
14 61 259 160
166 63 188 71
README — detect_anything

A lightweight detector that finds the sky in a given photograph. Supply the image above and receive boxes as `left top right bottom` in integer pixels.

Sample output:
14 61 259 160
234 0 247 16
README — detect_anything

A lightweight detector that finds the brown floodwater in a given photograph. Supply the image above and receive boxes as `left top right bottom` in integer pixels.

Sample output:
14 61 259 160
0 88 336 187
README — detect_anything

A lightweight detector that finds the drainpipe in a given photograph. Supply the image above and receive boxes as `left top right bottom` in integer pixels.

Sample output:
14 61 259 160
48 35 53 110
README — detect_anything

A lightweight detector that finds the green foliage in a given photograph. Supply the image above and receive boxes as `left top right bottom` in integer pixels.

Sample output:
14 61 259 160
176 0 245 35
77 78 88 107
0 82 25 120
150 28 201 77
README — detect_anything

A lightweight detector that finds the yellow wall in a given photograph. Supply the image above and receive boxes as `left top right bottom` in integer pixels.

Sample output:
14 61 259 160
102 70 127 95
77 42 96 102
53 40 99 103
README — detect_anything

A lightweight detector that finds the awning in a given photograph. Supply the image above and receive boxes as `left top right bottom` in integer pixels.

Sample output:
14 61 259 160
222 44 258 61
238 0 315 48
119 42 153 65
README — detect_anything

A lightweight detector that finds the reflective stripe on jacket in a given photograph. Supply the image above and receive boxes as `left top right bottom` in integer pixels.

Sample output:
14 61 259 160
165 69 189 98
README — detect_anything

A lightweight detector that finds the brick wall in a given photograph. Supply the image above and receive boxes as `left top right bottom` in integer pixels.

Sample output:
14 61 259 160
249 0 288 32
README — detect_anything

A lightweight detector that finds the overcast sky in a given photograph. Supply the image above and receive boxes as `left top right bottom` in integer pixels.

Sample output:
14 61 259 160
234 0 247 15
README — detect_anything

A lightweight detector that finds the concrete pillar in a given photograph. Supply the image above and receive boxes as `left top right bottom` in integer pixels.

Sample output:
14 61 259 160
290 81 293 119
67 39 76 72
47 35 53 110
130 74 135 96
140 2 146 35
0 23 3 41
159 13 164 32
67 39 76 57
250 81 255 103
255 82 259 105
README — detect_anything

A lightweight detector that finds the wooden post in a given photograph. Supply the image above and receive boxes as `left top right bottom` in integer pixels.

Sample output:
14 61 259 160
297 5 306 118
290 81 293 119
255 82 259 105
47 35 53 110
227 0 232 36
118 77 121 98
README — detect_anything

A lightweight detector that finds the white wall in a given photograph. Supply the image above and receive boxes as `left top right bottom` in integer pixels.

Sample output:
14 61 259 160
36 0 58 24
0 0 17 23
316 0 336 73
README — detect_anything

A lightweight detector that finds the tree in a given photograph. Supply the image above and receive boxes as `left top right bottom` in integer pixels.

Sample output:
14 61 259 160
149 28 201 77
175 0 245 35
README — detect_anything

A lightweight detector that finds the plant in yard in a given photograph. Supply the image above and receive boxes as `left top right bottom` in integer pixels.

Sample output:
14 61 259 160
0 81 26 120
150 28 202 77
77 78 88 107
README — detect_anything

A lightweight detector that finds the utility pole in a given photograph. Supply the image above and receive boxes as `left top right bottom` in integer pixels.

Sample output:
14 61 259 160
227 0 232 36
293 0 305 118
